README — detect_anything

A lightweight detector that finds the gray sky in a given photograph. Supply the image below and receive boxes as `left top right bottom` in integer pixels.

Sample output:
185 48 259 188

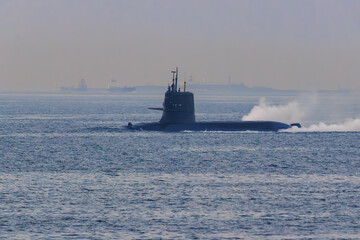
1 0 360 91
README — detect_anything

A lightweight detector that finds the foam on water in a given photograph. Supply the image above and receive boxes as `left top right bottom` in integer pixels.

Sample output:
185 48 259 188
243 97 360 132
242 98 306 123
284 118 360 132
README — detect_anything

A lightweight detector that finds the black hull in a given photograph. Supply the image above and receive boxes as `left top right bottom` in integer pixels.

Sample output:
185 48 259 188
127 68 300 133
127 121 292 132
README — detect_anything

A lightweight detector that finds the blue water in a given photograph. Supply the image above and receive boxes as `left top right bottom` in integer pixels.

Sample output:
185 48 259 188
0 93 360 239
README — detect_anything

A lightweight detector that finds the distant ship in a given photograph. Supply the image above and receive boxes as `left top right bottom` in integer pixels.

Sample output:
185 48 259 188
61 79 88 91
107 79 136 93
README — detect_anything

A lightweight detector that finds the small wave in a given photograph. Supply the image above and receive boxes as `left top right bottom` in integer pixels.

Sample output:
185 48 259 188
0 115 80 120
84 126 127 133
180 130 267 134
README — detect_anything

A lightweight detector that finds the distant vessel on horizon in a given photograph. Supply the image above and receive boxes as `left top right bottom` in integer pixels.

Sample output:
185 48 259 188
61 79 88 91
107 79 136 93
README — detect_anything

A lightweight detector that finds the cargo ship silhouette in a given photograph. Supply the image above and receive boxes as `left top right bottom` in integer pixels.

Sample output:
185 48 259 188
107 79 136 93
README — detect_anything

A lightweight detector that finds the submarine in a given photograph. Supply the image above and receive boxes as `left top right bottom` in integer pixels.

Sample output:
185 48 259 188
127 68 301 132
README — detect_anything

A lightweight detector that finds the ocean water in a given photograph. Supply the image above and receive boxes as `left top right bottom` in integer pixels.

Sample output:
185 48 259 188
0 92 360 239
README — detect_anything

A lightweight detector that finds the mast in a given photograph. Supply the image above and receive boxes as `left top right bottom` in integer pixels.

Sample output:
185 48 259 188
175 67 178 92
171 67 179 92
171 69 176 92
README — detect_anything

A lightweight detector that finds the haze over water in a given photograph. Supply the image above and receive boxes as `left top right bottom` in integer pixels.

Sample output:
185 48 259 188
1 0 360 91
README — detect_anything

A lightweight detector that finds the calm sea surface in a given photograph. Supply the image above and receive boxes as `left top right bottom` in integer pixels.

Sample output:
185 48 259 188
0 92 359 239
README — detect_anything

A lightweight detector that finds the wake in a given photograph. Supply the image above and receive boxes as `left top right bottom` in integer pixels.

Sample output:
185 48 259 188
284 119 360 132
243 98 360 132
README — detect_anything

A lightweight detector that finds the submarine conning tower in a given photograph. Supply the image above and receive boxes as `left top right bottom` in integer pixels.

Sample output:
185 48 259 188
159 67 195 124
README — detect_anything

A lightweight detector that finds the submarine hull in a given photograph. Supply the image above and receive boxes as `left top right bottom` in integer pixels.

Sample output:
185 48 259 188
127 67 300 132
127 121 292 132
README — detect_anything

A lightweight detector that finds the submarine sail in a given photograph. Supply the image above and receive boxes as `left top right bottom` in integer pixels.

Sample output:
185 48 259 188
160 67 195 124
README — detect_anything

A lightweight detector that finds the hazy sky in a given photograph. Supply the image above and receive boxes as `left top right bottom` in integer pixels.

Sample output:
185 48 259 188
1 0 360 91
